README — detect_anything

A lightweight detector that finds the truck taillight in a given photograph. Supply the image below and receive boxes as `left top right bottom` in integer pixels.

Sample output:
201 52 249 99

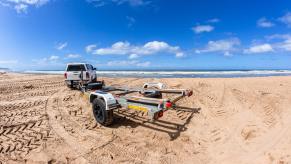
64 73 67 79
86 72 89 79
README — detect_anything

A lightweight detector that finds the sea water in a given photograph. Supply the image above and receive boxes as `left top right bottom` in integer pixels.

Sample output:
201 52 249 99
23 69 291 78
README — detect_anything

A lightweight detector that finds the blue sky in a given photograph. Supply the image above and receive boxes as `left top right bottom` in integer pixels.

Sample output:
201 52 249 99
0 0 291 70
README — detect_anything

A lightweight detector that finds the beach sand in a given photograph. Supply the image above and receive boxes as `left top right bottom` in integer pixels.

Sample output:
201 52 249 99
0 73 291 163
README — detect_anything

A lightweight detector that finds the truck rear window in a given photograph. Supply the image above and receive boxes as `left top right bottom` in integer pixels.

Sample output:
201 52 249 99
66 65 86 71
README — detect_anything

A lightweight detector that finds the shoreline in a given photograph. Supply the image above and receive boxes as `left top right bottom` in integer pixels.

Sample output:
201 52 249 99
7 71 291 79
1 73 291 163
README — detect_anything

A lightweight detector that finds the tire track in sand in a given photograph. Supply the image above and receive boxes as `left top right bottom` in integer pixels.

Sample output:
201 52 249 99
45 89 148 163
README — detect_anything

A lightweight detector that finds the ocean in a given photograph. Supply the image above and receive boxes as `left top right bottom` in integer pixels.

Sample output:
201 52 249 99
22 70 291 78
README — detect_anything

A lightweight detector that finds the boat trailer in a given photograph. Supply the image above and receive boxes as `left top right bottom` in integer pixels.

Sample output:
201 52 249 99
79 81 193 126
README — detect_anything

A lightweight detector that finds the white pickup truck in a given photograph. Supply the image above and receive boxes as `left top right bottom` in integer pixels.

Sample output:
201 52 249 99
64 63 97 88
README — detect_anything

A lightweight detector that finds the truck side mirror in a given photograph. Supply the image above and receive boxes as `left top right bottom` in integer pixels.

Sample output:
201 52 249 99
93 68 97 70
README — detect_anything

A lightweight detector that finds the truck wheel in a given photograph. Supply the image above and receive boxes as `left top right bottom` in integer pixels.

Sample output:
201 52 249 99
92 98 113 126
91 77 97 82
66 81 74 89
67 85 73 89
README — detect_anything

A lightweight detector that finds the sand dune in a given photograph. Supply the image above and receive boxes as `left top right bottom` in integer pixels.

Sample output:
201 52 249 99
0 73 291 163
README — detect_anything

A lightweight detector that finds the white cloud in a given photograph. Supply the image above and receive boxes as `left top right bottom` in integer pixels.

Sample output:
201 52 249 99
87 0 150 7
86 0 106 7
266 34 291 40
196 38 240 56
32 55 62 66
90 41 184 58
257 17 275 28
14 3 28 13
112 0 150 7
223 51 232 57
192 25 214 34
56 42 67 50
94 41 130 55
49 55 59 60
207 18 220 23
272 35 291 51
107 60 150 67
244 44 274 54
128 53 139 59
278 39 291 51
175 52 184 57
1 0 50 13
0 60 18 64
136 61 150 67
279 12 291 27
85 44 97 53
265 34 291 52
66 54 81 58
0 1 10 7
32 58 47 65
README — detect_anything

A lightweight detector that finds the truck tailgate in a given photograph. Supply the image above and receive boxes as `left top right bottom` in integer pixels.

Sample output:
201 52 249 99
67 71 82 80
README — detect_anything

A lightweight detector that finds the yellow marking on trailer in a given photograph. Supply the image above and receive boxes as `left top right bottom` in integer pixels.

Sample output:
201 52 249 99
81 92 90 101
131 97 141 101
127 104 148 112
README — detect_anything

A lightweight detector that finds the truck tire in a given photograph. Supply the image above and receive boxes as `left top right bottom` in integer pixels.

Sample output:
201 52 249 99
67 81 74 89
92 98 113 126
91 77 97 82
67 85 73 89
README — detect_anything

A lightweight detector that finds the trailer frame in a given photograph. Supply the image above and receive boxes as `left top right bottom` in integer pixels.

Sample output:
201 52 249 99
80 81 193 126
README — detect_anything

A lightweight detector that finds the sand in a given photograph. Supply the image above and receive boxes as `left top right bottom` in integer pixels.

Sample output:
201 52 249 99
0 73 291 164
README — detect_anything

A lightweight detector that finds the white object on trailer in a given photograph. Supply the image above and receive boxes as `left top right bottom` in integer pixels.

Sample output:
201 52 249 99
143 82 165 89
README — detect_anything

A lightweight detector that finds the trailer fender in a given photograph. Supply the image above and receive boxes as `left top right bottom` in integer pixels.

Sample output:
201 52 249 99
89 91 116 110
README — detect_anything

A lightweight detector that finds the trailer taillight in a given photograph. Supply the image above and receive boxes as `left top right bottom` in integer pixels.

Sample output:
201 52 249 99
64 73 67 79
154 111 164 119
187 90 193 97
158 111 163 118
165 101 172 108
86 72 89 79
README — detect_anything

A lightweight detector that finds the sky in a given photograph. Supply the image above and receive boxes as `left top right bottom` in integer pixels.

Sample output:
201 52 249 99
0 0 291 70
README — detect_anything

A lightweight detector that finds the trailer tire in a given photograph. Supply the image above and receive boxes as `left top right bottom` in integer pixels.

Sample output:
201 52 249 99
92 98 113 126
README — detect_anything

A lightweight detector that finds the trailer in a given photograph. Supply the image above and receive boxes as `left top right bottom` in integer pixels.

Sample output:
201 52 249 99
80 81 193 126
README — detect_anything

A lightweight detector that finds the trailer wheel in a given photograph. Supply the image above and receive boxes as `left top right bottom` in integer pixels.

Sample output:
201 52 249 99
92 98 113 126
